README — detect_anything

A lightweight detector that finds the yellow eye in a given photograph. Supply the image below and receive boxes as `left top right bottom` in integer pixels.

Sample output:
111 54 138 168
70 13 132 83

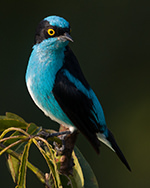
47 29 55 36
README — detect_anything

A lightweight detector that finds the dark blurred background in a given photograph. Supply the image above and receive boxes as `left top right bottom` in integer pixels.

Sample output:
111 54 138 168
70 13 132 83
0 0 150 187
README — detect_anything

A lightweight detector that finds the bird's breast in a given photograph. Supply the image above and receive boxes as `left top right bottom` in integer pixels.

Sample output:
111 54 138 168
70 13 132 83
26 45 73 127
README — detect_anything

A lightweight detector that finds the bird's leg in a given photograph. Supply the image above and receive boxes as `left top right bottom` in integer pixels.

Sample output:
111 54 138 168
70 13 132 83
48 130 72 138
37 129 71 149
37 130 71 139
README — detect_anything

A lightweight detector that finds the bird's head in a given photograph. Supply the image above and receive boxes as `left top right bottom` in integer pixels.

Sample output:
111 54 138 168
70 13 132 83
34 15 73 49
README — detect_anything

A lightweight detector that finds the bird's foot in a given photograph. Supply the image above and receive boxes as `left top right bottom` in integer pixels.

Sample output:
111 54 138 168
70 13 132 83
37 130 71 150
37 130 71 139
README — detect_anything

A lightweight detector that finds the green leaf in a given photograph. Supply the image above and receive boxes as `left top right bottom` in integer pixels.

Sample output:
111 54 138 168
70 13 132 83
3 123 40 154
12 124 41 154
57 149 84 188
58 147 98 188
0 112 98 187
74 147 99 188
0 113 28 132
16 139 32 188
72 150 84 187
5 112 26 123
7 154 20 183
33 138 61 188
27 123 42 135
59 175 74 188
0 140 46 185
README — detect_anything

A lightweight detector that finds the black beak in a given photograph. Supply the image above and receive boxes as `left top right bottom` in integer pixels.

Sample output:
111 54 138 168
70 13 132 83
61 32 74 42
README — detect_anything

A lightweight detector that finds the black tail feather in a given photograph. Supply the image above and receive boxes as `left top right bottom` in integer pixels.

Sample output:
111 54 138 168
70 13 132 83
107 129 131 171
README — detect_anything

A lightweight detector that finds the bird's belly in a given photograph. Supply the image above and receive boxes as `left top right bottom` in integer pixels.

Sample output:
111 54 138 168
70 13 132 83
26 76 74 129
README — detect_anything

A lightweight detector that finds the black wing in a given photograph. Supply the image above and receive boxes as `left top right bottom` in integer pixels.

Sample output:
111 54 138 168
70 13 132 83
52 46 101 153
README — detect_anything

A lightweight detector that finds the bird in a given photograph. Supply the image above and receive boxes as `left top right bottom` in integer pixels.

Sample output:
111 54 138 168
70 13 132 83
25 15 131 171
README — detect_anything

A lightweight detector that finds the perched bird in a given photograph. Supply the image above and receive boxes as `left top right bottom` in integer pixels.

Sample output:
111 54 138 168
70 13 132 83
26 15 131 171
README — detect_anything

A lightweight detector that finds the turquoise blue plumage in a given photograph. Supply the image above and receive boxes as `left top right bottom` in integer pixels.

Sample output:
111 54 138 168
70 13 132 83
26 15 131 171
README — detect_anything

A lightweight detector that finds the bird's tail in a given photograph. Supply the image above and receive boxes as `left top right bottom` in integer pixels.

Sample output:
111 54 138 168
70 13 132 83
97 129 131 171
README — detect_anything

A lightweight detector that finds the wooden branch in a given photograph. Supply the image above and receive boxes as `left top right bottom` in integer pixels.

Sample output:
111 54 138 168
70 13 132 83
55 125 79 175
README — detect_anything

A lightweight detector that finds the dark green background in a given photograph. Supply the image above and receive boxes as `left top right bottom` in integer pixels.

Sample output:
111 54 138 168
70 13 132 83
1 0 150 187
